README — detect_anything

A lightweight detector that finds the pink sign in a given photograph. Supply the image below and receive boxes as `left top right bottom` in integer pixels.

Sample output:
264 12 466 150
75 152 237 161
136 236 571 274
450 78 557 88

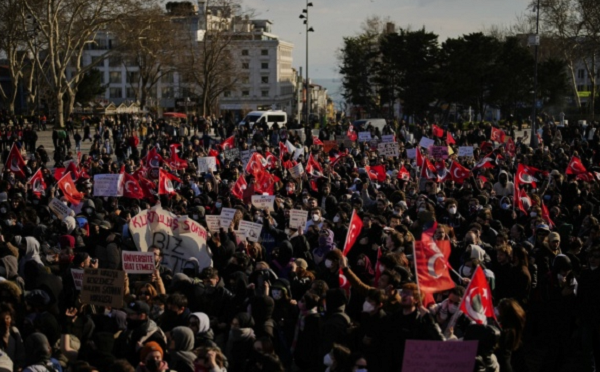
402 340 478 372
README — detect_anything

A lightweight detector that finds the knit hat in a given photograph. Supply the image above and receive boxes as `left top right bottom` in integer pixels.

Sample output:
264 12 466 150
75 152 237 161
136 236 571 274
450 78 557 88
59 235 75 249
139 341 163 362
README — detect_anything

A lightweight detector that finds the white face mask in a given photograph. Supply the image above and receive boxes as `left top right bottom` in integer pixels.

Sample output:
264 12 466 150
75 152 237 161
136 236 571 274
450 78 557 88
324 259 333 269
312 214 320 222
86 208 93 214
323 353 333 367
215 202 222 209
303 198 308 204
362 301 375 313
461 265 472 277
437 197 445 203
333 215 340 223
501 203 510 210
448 207 457 215
271 289 282 300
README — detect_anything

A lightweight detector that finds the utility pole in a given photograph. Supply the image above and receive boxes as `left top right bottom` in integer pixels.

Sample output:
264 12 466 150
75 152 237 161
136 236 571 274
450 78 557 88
530 0 541 149
299 1 314 129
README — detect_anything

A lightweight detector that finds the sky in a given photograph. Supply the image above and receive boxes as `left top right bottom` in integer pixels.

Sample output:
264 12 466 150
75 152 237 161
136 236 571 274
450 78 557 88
244 0 532 79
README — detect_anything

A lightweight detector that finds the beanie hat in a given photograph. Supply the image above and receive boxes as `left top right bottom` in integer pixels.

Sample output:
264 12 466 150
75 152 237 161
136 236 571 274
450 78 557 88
59 235 75 249
140 341 163 362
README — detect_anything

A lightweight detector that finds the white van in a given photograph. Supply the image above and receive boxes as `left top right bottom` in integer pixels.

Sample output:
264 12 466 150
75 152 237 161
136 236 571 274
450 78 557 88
239 110 287 129
352 118 388 133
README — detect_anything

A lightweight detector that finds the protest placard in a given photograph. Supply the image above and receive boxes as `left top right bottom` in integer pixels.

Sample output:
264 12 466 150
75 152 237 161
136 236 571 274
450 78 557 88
430 146 449 159
128 203 212 273
205 215 220 233
406 148 417 159
381 134 395 143
223 148 240 161
358 132 372 142
219 208 237 231
289 209 308 229
71 269 84 291
240 150 255 167
238 221 263 242
122 251 155 274
49 198 74 220
419 136 435 149
252 195 276 212
458 146 474 157
197 157 217 173
401 340 478 372
93 174 124 197
80 269 125 308
378 142 400 157
289 163 304 179
335 135 354 147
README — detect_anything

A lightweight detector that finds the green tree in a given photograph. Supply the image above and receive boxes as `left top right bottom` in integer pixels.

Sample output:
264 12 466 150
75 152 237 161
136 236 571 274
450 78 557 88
75 69 106 104
538 57 569 107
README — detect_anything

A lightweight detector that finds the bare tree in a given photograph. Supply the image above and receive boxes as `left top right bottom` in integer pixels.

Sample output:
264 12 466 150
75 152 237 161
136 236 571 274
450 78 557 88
20 0 149 127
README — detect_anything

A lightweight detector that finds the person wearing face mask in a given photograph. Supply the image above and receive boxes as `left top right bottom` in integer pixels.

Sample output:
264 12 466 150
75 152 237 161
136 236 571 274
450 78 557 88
303 208 323 234
136 341 169 372
290 292 321 371
318 249 343 290
269 279 297 365
356 289 389 372
225 312 256 372
319 183 339 220
197 267 234 339
431 286 468 339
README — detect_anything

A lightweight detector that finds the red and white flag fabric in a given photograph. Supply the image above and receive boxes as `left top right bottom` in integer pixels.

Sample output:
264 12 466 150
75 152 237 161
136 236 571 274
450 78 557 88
158 169 181 195
5 144 26 178
29 168 46 197
414 224 454 293
137 175 157 201
515 164 541 188
506 137 516 156
347 126 358 142
312 136 324 146
231 175 247 200
459 266 496 325
245 152 267 177
446 131 456 145
515 187 531 214
397 165 411 181
167 144 188 170
541 202 555 228
434 161 449 182
420 158 441 182
415 147 424 167
432 124 444 138
305 154 323 176
365 165 387 182
576 172 600 182
473 152 495 169
146 148 164 168
490 127 506 143
57 173 84 205
342 210 363 257
220 135 236 150
279 142 288 160
339 269 351 297
121 173 144 199
566 156 587 175
254 171 278 195
448 161 471 184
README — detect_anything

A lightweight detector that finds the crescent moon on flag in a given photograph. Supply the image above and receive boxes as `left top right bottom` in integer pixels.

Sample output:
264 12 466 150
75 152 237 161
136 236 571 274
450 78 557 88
33 180 42 192
166 180 174 193
427 252 445 279
64 183 72 194
10 158 20 172
125 181 135 193
338 273 348 287
465 287 487 323
150 158 159 168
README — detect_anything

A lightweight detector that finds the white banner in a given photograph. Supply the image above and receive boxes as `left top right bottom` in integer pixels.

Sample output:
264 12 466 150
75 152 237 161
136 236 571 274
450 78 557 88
238 220 263 242
219 208 237 231
122 251 155 274
197 157 217 173
128 203 211 273
205 215 221 233
93 174 124 197
289 209 308 229
458 146 474 157
49 198 74 220
252 195 276 212
419 136 435 149
406 148 417 159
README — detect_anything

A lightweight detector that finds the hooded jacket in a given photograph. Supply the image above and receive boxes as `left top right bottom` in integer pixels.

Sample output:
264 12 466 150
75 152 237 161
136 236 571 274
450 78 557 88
169 327 196 372
189 312 217 349
17 237 43 276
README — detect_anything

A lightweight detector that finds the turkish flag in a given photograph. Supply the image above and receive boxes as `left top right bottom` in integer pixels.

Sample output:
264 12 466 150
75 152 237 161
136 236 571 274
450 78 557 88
435 161 450 182
577 172 598 182
57 173 84 205
312 136 324 146
146 148 164 168
120 173 144 199
446 131 456 145
490 127 506 143
245 152 267 176
221 135 236 150
515 164 540 188
432 124 444 138
506 137 516 156
167 144 188 170
515 187 531 214
541 202 555 228
254 170 277 195
459 266 495 324
420 158 441 182
342 210 363 256
279 142 288 160
397 165 411 181
473 152 495 169
137 175 157 201
330 152 349 167
231 175 247 200
266 153 279 170
29 168 46 197
339 269 351 297
365 165 386 182
415 229 454 293
415 147 424 167
5 144 25 178
566 156 587 175
158 169 181 195
207 149 221 166
305 153 323 176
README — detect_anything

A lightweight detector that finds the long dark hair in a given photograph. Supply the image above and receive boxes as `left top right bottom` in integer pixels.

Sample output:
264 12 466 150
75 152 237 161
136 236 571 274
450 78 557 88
498 298 526 351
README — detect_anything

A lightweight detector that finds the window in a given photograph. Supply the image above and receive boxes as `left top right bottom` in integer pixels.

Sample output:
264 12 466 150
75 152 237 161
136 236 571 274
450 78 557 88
109 88 122 98
242 90 250 97
261 49 268 56
261 62 269 69
261 90 269 97
108 56 122 67
91 56 105 67
241 75 250 84
242 62 249 69
578 85 584 92
109 71 121 84
126 88 137 99
162 72 175 84
241 49 249 56
161 86 174 98
126 71 139 84
224 91 231 98
578 69 585 79
261 76 269 84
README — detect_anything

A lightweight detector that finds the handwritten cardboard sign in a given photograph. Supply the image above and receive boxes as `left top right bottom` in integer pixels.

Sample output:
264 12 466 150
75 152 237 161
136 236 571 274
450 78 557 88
71 269 84 291
197 157 217 173
49 198 75 220
358 131 372 142
238 220 263 242
289 163 304 179
93 174 124 197
122 251 155 274
252 195 276 212
430 146 449 159
458 146 474 157
80 268 125 308
205 215 220 232
402 340 478 372
223 148 240 161
289 209 308 229
219 208 237 231
378 142 399 157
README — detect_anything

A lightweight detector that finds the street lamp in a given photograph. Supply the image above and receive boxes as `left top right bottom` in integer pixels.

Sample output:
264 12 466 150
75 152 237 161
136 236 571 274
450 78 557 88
299 1 314 129
530 0 541 149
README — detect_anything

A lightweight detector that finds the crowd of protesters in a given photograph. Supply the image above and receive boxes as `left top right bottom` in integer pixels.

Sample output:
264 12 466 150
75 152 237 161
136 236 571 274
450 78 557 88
0 110 596 372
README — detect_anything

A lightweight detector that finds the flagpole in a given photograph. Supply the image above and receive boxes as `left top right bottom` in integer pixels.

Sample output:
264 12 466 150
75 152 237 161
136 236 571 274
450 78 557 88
342 209 356 256
412 240 422 301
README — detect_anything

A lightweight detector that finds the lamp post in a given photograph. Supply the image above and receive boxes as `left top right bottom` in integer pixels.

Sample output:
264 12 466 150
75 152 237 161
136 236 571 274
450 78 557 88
299 2 314 129
530 0 541 149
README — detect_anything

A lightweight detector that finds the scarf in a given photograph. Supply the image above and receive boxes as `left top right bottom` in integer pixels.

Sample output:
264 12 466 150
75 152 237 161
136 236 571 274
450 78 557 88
290 308 318 353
